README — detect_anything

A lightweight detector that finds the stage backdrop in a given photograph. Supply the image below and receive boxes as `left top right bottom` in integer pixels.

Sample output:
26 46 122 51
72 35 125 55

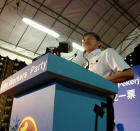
114 64 140 131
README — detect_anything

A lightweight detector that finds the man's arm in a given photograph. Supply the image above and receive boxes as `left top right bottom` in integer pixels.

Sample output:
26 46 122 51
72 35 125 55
106 69 134 83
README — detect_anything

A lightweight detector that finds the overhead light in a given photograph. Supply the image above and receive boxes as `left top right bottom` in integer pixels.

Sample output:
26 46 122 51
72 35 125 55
72 42 84 52
22 18 60 38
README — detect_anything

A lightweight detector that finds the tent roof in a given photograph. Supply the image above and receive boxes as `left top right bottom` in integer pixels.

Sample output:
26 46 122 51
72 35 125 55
0 0 140 64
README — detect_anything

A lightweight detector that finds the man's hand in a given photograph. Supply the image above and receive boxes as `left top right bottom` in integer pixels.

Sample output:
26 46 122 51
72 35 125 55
106 69 134 83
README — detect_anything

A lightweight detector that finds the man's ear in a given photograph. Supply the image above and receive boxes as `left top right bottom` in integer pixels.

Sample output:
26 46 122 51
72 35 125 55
97 41 102 48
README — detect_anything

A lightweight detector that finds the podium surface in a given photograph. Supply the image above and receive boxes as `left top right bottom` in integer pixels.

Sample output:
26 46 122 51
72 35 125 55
0 53 117 131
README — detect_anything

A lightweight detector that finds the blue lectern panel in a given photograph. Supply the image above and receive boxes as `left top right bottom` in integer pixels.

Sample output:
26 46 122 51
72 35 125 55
9 84 56 131
53 82 107 131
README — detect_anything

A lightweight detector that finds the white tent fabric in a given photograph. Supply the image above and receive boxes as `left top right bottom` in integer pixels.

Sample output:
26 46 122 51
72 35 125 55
0 0 140 64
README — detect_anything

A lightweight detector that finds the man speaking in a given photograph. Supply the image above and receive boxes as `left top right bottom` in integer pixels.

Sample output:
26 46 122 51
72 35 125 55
82 32 134 131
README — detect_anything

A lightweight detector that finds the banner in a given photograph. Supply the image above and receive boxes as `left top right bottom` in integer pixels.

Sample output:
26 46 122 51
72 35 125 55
9 84 56 131
114 64 140 131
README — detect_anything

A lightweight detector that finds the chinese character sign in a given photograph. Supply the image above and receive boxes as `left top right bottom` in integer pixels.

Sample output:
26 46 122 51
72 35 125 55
114 65 140 131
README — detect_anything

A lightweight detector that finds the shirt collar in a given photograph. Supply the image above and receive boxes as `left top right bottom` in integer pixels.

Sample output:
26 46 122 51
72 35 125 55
86 49 101 60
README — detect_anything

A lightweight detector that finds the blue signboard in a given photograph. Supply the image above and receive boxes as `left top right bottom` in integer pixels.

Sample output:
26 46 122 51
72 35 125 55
114 64 140 131
9 84 56 131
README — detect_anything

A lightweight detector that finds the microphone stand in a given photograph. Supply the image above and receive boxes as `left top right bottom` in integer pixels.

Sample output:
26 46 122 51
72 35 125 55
83 51 89 69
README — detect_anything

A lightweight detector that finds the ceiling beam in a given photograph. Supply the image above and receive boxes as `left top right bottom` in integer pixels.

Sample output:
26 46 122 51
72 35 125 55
33 0 73 54
15 0 46 48
0 0 8 15
106 0 140 27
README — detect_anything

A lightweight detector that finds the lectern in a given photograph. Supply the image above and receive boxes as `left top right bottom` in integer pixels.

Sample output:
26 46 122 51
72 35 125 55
0 53 117 131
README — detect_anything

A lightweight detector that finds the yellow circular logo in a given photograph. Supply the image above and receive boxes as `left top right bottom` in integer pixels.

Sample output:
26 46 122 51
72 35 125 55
17 116 38 131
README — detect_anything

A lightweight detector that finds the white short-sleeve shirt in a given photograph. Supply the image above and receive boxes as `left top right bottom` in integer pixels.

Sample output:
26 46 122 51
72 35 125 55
86 48 130 78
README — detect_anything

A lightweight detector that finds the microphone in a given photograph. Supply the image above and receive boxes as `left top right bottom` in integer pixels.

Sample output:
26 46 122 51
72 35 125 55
67 53 77 61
